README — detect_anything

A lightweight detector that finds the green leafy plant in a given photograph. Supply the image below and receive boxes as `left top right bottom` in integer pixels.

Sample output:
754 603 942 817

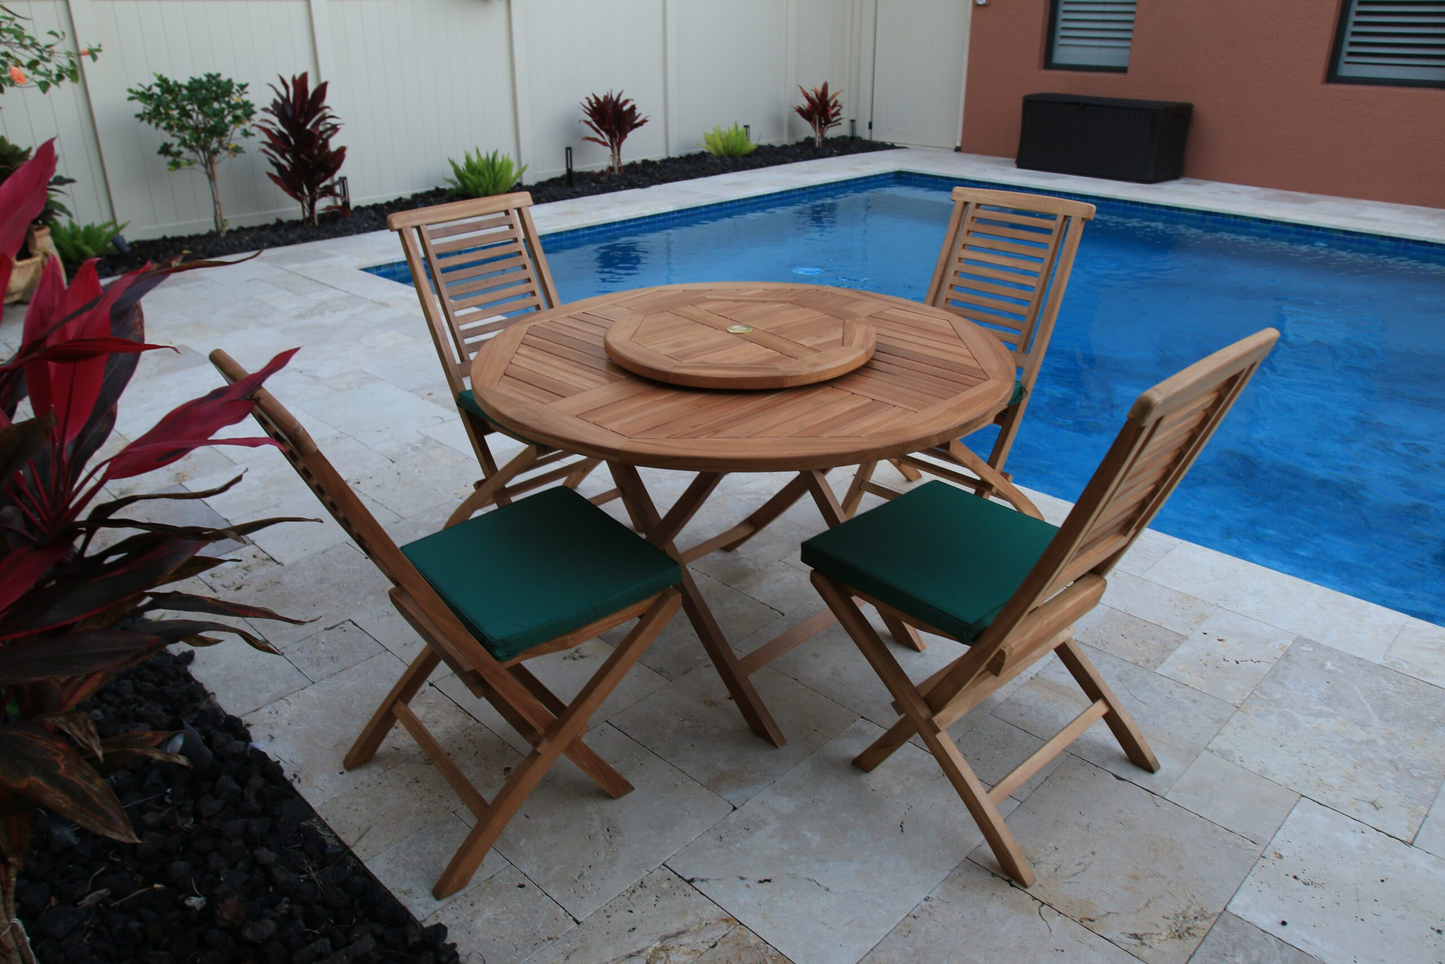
702 123 755 158
49 218 128 265
445 148 528 198
128 73 256 234
581 90 648 176
0 140 300 964
0 5 99 98
795 82 842 149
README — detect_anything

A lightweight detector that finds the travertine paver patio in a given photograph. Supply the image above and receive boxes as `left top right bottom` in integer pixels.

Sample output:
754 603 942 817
7 150 1444 964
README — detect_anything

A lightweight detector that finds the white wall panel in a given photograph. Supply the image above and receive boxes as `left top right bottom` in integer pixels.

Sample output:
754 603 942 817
519 0 665 179
672 0 788 151
0 1 113 225
327 0 515 206
0 0 950 239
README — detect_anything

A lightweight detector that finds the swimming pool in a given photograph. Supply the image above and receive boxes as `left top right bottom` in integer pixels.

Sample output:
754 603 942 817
367 174 1445 626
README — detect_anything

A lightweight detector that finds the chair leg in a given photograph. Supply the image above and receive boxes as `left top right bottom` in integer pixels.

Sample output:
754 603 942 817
344 648 441 769
812 572 1034 887
890 458 923 482
467 417 513 508
1055 638 1160 773
431 590 681 899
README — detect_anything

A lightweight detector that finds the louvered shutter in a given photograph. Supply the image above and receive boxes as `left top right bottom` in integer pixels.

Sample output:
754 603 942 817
1048 0 1136 70
1333 0 1445 84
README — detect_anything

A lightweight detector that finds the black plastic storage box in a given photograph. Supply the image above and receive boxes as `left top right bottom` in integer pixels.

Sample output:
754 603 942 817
1017 93 1192 183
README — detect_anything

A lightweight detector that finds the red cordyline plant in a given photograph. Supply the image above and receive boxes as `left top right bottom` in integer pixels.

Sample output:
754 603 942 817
0 141 302 964
258 71 347 226
580 90 648 176
795 82 842 149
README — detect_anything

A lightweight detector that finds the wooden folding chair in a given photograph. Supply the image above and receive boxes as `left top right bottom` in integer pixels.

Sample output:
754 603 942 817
851 186 1095 506
803 330 1278 886
387 192 621 511
211 350 683 899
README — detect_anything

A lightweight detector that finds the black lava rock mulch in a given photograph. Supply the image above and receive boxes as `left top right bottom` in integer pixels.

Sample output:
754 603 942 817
100 137 897 276
19 650 461 964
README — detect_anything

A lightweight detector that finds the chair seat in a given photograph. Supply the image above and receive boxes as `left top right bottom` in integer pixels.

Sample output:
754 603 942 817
457 390 543 447
801 481 1058 642
1009 378 1027 407
402 487 680 662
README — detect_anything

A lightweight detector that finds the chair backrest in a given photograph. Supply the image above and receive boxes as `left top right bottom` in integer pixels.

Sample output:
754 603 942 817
209 349 499 675
954 329 1278 687
387 193 560 397
925 187 1095 390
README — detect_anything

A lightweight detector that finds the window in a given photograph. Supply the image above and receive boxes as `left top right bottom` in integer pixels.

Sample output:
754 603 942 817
1330 0 1445 87
1046 0 1136 72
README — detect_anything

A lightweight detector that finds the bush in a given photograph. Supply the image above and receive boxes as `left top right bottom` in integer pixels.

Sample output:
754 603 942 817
702 123 755 158
50 218 129 264
581 91 648 176
445 149 527 198
0 7 99 96
258 72 347 225
128 73 256 234
795 82 842 149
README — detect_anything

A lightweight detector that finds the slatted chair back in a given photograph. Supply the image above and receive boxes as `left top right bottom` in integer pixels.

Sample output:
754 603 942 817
925 186 1095 390
209 349 498 679
387 193 560 398
945 329 1278 693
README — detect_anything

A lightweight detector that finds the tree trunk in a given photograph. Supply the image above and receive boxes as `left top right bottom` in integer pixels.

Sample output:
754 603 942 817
206 157 225 235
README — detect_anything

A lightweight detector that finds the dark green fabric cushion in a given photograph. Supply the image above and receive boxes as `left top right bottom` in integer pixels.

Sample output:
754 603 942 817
801 481 1058 642
402 487 680 662
457 390 542 447
1009 378 1027 407
456 389 489 421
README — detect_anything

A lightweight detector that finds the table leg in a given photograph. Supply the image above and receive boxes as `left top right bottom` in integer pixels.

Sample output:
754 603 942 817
608 463 788 748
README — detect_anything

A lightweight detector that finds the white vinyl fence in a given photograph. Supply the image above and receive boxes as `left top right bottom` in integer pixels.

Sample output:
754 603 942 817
1 0 969 240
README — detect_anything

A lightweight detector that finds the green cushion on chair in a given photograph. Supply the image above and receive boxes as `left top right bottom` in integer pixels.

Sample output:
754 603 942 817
801 481 1058 642
456 389 488 421
402 487 680 662
1009 379 1027 407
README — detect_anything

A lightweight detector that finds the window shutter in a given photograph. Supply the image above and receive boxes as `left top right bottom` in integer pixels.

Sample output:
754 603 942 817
1334 0 1445 85
1049 0 1136 70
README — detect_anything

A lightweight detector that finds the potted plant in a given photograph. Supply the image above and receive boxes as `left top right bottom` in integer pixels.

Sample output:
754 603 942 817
0 138 68 304
0 140 300 964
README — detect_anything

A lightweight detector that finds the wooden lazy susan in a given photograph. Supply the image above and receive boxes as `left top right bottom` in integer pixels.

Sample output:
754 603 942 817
601 287 878 390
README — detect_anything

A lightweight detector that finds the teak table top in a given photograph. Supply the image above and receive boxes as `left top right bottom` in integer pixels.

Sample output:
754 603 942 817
471 283 1016 473
601 287 877 390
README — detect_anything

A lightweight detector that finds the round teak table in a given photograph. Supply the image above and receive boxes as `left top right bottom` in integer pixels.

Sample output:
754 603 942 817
468 282 1017 747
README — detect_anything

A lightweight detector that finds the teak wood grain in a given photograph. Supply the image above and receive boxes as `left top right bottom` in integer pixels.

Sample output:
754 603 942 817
602 288 878 389
470 283 1017 473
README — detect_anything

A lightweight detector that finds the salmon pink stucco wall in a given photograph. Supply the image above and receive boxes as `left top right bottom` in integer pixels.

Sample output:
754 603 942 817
960 0 1445 208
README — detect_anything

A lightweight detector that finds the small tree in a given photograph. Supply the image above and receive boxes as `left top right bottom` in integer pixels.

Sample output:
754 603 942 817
0 5 99 99
581 91 648 176
257 72 347 225
795 83 842 149
128 73 256 234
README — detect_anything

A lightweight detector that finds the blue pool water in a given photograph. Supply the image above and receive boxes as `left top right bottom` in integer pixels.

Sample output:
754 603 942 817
369 175 1445 625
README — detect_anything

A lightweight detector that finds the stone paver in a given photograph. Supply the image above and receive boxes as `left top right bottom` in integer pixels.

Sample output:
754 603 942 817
994 758 1260 964
28 152 1441 964
1209 639 1445 840
1229 799 1445 964
671 720 1010 964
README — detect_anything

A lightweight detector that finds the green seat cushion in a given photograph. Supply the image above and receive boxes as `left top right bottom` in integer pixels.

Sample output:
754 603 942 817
1009 378 1027 407
457 389 542 447
402 487 680 662
801 481 1058 642
456 389 489 421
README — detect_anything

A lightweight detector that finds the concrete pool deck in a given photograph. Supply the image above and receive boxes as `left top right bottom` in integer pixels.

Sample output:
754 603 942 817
5 148 1442 964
